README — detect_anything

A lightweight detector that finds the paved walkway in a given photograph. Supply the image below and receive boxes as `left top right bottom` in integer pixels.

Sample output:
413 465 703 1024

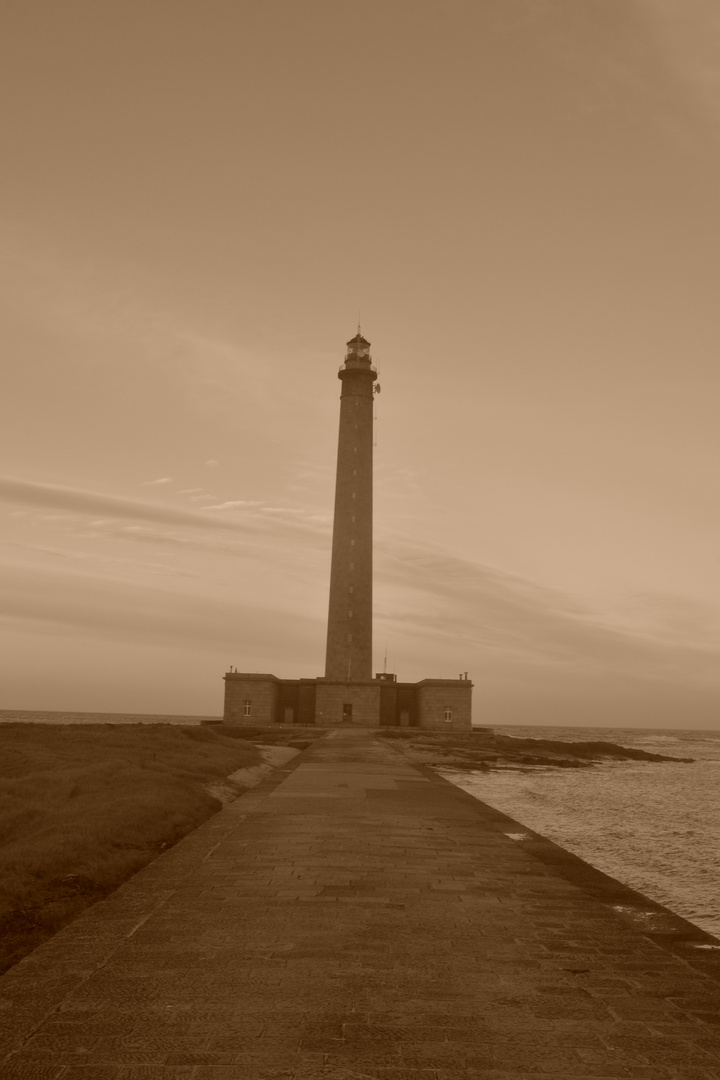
2 728 720 1079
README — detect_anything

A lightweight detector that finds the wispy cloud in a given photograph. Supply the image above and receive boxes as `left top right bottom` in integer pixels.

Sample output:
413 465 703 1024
0 476 245 533
140 477 173 486
7 474 719 691
262 507 306 515
2 541 203 581
616 591 720 647
376 537 720 687
0 561 320 659
206 500 261 510
0 476 329 541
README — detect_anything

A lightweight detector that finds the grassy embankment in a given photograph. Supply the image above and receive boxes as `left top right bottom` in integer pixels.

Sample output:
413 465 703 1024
0 723 320 975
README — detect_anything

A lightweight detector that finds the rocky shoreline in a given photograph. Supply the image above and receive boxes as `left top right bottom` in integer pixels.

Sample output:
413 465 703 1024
378 727 694 772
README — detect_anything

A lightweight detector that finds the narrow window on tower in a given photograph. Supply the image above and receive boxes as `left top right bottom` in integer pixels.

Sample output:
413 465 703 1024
243 700 252 717
444 708 453 723
349 585 354 593
347 634 352 642
348 610 353 618
352 469 357 476
351 515 355 523
350 539 355 546
352 493 356 499
350 562 354 570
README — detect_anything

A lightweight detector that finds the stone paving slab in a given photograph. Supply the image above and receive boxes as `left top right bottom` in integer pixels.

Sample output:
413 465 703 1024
2 728 720 1079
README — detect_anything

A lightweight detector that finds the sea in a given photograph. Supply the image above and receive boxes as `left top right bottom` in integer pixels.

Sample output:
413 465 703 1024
441 724 720 941
2 712 719 940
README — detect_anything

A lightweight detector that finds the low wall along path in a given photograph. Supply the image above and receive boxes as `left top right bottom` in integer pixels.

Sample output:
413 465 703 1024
2 728 720 1078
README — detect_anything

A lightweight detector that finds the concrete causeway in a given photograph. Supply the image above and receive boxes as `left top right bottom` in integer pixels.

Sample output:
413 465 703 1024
2 729 720 1079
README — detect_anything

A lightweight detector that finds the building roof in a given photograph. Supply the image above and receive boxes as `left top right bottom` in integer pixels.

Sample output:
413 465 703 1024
346 333 370 347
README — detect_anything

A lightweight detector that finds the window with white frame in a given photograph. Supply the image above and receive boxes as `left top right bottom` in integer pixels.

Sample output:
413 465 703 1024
443 708 453 723
243 699 252 717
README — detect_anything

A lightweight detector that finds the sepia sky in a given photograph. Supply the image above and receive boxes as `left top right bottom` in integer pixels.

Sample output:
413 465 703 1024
2 0 720 726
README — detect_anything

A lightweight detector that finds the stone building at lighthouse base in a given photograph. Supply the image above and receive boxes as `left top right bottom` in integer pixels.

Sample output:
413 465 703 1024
222 672 473 730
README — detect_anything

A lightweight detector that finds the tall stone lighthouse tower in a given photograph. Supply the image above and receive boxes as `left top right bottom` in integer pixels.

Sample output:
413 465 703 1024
221 328 473 729
324 331 377 681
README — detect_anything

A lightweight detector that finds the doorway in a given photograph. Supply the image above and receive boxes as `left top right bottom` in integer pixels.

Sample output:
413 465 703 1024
342 703 353 723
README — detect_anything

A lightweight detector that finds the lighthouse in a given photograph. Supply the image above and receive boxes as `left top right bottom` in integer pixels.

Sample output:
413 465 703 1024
221 329 473 729
324 332 376 681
